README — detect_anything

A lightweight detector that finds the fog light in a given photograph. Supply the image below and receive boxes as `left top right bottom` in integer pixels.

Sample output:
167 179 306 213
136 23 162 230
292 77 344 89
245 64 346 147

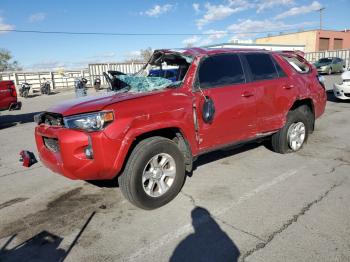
85 147 93 159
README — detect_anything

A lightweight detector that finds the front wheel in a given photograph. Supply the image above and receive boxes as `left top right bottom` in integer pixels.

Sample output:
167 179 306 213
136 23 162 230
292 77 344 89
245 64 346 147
118 136 186 210
327 67 332 75
270 106 312 154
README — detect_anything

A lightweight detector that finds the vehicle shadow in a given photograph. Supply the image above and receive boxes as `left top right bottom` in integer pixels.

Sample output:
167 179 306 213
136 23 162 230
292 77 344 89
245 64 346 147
190 142 262 175
170 206 240 262
0 111 41 130
0 212 95 262
87 142 263 188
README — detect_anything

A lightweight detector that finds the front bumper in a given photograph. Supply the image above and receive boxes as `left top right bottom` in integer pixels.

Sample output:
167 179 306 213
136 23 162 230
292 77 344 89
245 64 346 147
317 68 328 74
35 125 123 180
333 83 350 100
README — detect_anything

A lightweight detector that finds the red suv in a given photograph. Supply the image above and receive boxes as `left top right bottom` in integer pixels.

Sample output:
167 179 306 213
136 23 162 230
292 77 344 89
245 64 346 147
0 80 22 111
35 48 326 209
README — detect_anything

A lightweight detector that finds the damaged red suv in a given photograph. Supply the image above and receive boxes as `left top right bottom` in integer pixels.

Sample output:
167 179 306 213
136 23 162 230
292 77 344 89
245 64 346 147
35 48 326 209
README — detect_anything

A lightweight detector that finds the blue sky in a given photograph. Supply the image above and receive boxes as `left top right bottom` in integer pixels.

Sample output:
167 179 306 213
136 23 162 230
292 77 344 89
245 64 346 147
0 0 349 70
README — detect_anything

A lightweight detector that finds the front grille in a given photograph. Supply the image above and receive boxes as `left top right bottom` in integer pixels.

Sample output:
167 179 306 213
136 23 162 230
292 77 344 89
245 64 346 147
344 93 350 98
43 137 60 152
36 112 64 126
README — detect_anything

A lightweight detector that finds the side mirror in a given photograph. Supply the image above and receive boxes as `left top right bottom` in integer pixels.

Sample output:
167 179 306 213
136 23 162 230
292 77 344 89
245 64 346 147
202 97 215 123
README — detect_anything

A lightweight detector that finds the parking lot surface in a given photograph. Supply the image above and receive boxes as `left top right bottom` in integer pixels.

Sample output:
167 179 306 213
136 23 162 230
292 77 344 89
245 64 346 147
0 75 349 262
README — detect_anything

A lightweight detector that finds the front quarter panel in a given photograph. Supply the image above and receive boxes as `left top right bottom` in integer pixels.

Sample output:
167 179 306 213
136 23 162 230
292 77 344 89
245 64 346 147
102 89 197 175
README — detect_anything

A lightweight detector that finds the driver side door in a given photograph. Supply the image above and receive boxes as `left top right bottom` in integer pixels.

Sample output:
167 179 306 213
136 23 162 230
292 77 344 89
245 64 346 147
192 53 257 152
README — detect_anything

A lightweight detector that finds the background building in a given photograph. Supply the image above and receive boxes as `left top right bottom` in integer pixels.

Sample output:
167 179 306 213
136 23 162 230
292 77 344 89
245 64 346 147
255 29 350 52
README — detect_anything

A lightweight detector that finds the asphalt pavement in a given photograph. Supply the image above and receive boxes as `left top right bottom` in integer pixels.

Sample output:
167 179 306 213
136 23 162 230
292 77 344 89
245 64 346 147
0 75 349 262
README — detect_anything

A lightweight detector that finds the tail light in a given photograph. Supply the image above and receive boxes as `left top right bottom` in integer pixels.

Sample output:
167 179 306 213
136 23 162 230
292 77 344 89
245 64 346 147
8 82 17 97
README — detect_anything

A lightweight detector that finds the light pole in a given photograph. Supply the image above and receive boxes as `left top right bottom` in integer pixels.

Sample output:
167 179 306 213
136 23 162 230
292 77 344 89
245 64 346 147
318 7 325 30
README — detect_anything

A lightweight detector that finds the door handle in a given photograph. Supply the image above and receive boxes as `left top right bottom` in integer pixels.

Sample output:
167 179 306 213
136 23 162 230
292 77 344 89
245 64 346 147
283 85 294 90
241 91 254 97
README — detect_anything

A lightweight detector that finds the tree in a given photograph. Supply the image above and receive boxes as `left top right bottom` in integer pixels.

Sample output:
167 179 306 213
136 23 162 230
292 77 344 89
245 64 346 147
0 49 22 72
140 47 153 62
124 47 153 63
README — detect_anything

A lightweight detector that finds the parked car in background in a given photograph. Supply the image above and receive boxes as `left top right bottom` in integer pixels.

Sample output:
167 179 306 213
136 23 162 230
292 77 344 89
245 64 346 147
0 80 22 111
333 70 350 100
34 48 326 209
314 57 345 75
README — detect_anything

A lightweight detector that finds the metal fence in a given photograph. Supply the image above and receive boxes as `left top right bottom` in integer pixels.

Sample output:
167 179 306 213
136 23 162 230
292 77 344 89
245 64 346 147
0 70 89 91
304 49 350 68
88 62 145 86
0 62 145 92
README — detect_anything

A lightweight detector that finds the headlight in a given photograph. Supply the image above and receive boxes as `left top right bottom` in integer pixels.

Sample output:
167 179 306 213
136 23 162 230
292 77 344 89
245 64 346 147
63 111 114 131
320 66 327 70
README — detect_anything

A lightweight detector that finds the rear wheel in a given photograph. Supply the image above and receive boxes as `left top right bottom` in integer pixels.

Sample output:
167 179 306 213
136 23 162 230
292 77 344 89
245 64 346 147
271 106 312 154
118 136 186 210
23 90 29 98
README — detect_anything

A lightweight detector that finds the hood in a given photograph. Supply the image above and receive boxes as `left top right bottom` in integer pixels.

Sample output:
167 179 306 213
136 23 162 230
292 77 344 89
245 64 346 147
341 70 350 81
47 91 162 116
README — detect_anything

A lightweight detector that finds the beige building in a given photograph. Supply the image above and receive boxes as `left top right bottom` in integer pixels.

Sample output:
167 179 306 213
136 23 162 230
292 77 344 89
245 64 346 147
256 29 350 52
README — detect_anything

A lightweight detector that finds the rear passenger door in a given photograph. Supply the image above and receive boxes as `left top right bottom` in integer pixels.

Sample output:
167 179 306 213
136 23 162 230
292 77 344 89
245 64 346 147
242 53 297 133
193 53 257 151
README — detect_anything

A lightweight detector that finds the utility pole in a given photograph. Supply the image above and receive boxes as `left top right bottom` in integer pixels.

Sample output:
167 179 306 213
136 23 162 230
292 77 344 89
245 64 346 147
318 7 325 30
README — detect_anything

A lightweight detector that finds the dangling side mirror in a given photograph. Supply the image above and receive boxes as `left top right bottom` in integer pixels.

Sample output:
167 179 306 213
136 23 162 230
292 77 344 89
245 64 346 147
202 97 215 123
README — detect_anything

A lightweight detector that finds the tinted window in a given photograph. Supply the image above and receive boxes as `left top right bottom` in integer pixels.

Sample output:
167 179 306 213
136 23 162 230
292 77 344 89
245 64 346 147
272 58 287 78
245 54 278 81
198 54 245 88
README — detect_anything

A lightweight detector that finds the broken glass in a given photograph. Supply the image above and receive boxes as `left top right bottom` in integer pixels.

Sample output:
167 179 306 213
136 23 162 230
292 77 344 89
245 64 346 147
116 75 173 93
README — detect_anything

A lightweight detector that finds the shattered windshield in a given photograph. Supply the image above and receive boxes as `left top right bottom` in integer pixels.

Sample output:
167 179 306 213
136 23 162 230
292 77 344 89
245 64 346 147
109 51 193 93
116 75 174 93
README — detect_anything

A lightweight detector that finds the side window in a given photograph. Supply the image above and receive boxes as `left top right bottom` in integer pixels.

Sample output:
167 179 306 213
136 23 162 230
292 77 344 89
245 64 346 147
245 54 278 81
198 54 245 89
272 57 287 78
282 55 310 73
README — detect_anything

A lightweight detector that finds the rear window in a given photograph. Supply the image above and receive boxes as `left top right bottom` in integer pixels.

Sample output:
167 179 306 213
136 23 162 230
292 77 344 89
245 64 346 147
244 53 278 81
283 55 310 73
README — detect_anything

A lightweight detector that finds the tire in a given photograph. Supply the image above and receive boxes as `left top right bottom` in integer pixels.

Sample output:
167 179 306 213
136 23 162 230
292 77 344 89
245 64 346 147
118 136 186 210
271 106 312 154
23 90 29 98
327 67 332 75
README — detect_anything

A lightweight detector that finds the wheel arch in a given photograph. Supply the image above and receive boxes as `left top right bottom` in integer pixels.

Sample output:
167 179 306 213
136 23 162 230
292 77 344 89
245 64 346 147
122 127 193 174
289 98 315 132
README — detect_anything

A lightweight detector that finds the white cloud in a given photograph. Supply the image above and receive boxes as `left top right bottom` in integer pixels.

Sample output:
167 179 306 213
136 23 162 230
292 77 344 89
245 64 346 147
196 1 252 29
275 1 322 20
201 30 228 45
182 35 201 47
193 3 200 13
142 4 173 17
227 19 315 39
182 30 228 47
29 12 46 22
0 16 14 33
256 0 294 13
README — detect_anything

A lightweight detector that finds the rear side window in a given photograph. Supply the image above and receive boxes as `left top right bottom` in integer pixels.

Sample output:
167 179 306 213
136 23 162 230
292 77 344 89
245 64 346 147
244 54 278 81
198 54 245 89
283 55 310 73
